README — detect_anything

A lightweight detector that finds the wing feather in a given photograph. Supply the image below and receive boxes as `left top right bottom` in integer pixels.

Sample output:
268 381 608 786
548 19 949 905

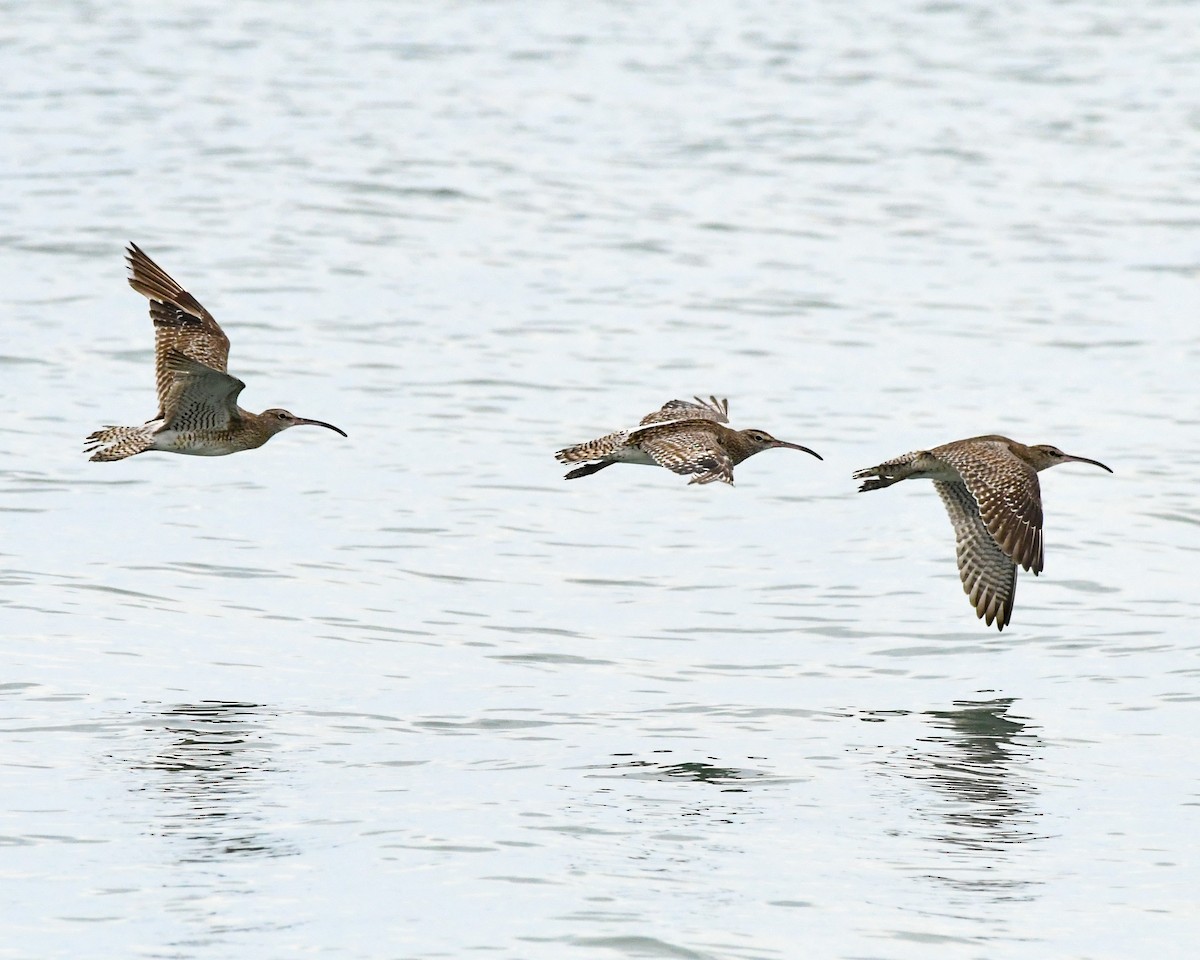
639 396 729 427
935 480 1019 630
160 349 246 433
934 440 1044 574
126 244 232 415
630 422 734 485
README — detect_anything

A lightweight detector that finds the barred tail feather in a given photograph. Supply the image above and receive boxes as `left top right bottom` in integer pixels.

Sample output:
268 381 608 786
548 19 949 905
554 430 627 465
853 462 916 492
85 424 157 462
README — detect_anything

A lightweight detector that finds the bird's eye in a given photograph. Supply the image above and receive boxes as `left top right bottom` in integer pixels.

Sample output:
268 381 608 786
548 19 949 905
277 412 289 420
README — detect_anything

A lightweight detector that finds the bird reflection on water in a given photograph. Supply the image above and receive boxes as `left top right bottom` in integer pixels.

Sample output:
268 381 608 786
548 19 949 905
903 697 1045 898
125 701 296 862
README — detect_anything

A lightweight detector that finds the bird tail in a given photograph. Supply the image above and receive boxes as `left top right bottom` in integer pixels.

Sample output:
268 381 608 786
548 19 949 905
852 454 927 492
555 431 627 465
853 470 904 492
85 424 157 462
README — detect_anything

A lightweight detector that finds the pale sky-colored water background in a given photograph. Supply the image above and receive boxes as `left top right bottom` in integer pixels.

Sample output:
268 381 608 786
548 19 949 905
1 2 1198 958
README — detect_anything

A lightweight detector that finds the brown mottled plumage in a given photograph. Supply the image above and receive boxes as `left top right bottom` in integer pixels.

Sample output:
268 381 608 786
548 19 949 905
556 396 821 485
86 244 346 462
854 435 1112 630
124 242 232 421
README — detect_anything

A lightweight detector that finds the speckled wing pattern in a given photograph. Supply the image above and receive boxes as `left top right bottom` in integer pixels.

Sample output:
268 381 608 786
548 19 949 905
638 396 729 427
554 397 731 468
160 350 246 433
934 479 1018 629
126 243 231 416
934 439 1045 575
627 421 733 485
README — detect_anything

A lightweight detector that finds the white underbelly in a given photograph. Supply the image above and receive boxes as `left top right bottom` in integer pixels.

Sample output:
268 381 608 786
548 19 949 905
151 429 233 456
916 465 962 482
611 447 657 466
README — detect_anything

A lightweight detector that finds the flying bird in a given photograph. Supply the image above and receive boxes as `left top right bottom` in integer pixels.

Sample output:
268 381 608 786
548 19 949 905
86 243 346 461
854 435 1112 629
556 396 821 485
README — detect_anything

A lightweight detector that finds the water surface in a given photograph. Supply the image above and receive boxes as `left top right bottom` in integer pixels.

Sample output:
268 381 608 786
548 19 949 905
1 2 1198 958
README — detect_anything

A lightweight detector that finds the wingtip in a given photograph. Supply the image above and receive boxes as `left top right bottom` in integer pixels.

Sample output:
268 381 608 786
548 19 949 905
980 607 1008 631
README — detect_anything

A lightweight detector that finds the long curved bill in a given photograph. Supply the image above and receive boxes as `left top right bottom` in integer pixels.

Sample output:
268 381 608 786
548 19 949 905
296 417 348 438
771 440 823 460
1063 453 1112 473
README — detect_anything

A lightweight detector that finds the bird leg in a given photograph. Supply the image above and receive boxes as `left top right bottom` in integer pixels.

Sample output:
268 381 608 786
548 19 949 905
564 460 615 480
852 453 931 492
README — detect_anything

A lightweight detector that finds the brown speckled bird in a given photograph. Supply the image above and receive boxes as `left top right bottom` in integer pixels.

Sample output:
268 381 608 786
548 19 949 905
854 435 1112 630
85 244 346 461
556 396 822 485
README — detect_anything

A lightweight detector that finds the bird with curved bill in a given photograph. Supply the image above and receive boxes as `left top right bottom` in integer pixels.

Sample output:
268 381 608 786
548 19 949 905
556 396 822 486
86 244 346 462
854 435 1112 630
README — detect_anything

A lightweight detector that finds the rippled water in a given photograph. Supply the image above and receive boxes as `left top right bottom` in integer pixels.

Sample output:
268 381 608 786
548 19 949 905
2 2 1198 958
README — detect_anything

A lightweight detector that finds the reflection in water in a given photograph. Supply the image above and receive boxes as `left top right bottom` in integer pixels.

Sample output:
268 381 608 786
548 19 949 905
125 702 296 862
904 698 1044 896
581 751 789 828
110 701 299 950
600 751 772 791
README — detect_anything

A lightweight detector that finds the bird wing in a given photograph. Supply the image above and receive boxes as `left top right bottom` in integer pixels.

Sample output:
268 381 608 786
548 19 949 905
639 396 730 427
934 440 1045 574
126 243 232 415
629 421 734 485
935 480 1019 630
556 398 729 466
160 349 246 432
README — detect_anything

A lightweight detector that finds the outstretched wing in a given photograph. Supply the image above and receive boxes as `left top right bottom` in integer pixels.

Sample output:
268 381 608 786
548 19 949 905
934 440 1045 574
935 480 1019 630
126 243 231 415
160 350 246 433
639 396 729 427
630 422 734 485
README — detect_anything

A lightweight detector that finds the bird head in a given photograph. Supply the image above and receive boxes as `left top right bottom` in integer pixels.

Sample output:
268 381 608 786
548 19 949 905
261 409 348 438
1028 444 1112 473
737 428 823 461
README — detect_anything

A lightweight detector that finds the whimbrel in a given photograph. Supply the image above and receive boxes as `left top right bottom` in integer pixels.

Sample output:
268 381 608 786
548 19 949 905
86 244 346 461
854 436 1112 630
556 396 821 485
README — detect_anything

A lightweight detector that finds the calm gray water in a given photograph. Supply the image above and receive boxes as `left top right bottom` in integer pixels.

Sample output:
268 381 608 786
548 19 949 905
2 2 1198 958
